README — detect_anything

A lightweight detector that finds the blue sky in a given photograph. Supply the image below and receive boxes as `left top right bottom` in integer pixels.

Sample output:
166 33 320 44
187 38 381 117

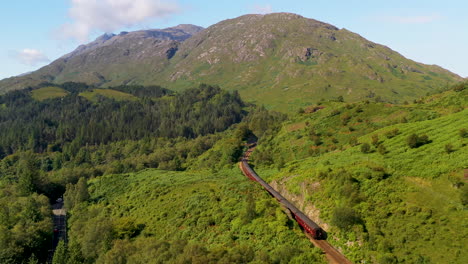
1 0 467 79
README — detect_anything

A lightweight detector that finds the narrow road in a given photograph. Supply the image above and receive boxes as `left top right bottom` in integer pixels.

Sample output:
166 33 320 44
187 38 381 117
47 200 67 263
240 144 352 264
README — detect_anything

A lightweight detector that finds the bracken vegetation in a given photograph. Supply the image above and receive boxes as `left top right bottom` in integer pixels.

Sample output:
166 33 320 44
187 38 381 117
61 169 325 263
250 86 467 263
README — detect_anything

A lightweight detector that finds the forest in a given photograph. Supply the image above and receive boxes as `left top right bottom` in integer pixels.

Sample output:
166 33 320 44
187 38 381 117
0 83 244 157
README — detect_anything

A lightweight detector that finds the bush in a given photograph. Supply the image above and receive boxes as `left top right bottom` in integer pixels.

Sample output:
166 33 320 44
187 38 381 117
445 144 454 154
385 128 399 139
459 128 468 138
461 185 468 207
378 144 387 155
331 207 362 230
330 109 341 117
349 136 358 146
407 134 430 148
340 114 351 126
406 134 418 148
313 136 322 146
452 82 466 92
371 134 380 147
360 143 371 153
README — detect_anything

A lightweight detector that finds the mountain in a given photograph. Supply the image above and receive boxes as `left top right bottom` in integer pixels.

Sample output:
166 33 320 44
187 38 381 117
0 24 204 93
0 13 462 111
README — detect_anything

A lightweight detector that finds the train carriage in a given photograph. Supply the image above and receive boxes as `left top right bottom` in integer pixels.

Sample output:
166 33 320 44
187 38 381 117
240 156 326 240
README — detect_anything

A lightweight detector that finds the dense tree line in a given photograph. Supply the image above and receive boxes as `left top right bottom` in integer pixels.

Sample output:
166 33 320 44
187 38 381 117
0 83 244 158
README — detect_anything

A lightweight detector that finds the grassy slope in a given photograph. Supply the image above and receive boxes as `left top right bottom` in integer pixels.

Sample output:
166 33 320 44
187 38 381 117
31 86 69 101
69 169 326 263
252 90 468 263
79 88 137 102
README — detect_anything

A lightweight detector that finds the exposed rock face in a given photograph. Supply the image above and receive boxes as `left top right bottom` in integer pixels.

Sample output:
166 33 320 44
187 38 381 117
270 179 330 231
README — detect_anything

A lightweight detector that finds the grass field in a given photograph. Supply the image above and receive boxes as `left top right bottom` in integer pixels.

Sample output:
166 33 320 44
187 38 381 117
31 86 69 101
79 88 137 102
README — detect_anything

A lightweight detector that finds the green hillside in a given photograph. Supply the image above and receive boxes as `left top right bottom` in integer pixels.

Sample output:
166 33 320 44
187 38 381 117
31 86 69 101
79 88 137 102
250 87 468 263
63 169 325 263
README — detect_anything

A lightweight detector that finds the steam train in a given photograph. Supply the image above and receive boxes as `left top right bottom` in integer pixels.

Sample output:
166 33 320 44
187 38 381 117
240 147 326 240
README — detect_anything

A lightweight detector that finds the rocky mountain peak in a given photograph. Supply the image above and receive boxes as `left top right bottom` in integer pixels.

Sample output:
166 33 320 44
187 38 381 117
61 25 204 61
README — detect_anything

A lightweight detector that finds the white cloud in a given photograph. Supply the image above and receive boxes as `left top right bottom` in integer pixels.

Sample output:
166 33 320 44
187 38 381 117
59 0 180 43
251 4 273 15
12 49 50 66
381 14 441 24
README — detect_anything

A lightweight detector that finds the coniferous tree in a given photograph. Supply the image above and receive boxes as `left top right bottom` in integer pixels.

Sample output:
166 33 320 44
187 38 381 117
16 153 39 196
52 240 68 264
75 177 89 203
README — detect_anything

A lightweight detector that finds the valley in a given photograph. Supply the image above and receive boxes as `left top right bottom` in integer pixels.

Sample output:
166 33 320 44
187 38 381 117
0 11 466 264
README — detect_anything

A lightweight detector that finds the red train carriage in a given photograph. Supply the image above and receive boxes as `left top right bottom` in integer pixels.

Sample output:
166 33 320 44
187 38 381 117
240 155 326 240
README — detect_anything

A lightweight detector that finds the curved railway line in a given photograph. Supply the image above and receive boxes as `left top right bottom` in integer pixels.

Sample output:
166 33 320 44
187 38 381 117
239 144 352 264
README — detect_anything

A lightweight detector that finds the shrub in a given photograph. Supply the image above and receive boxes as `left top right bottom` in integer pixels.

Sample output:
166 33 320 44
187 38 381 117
330 109 341 116
371 134 380 147
407 134 430 148
445 144 454 154
313 136 322 146
459 128 468 138
461 185 468 207
331 207 362 229
384 128 399 139
340 114 351 125
407 134 419 148
452 82 466 92
378 144 387 155
361 143 371 153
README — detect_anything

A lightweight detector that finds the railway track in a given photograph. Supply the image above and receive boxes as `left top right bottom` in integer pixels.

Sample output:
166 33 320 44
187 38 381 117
239 144 352 264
